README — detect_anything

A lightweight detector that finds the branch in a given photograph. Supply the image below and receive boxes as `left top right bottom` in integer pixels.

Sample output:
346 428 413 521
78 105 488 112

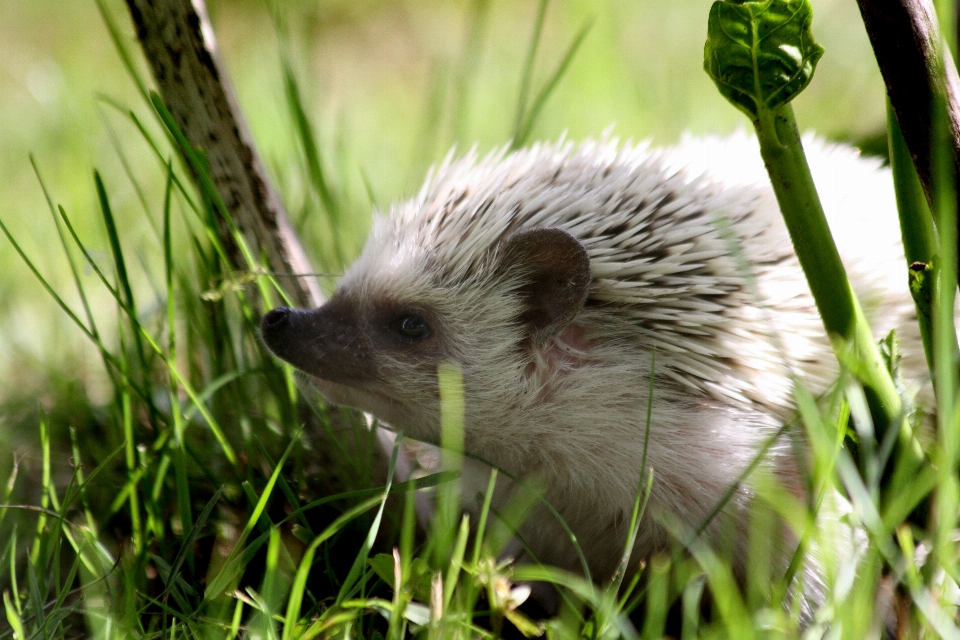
856 0 960 224
121 0 400 491
125 0 323 309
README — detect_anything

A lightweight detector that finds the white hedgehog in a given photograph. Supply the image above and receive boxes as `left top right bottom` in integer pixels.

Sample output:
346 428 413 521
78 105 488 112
261 133 919 612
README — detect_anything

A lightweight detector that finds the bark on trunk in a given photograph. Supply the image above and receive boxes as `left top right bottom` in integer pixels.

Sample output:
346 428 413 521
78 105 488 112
856 0 960 226
125 0 323 308
123 0 398 494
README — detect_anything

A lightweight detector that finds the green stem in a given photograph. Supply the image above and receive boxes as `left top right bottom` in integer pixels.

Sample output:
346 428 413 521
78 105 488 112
755 104 903 433
888 101 941 376
931 85 960 560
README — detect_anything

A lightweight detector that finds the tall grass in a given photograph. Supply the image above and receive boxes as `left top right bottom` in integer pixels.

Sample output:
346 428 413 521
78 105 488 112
1 0 959 638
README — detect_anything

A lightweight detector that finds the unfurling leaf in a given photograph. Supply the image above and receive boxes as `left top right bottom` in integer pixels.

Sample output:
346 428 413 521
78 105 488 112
704 0 824 118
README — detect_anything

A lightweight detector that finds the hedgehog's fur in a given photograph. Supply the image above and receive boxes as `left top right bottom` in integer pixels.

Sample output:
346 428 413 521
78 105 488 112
261 133 919 612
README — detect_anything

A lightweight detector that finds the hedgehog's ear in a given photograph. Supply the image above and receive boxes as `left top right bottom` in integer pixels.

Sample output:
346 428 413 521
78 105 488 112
499 227 591 345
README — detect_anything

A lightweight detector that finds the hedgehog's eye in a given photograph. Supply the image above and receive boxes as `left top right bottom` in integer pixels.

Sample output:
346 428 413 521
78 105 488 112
392 314 431 340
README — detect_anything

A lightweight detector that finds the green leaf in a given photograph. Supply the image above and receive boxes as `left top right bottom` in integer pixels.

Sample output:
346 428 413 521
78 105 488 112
504 609 545 638
368 553 396 588
367 554 434 601
909 260 936 337
703 0 824 118
3 591 25 640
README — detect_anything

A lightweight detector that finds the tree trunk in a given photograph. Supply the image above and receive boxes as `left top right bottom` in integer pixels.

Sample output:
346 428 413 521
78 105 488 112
125 0 323 308
856 0 960 237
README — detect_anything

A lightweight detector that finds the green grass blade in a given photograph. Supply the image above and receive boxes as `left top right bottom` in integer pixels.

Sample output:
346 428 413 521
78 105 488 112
663 516 754 640
179 370 247 422
442 515 470 611
275 471 458 536
94 0 150 103
54 205 156 404
26 553 47 632
452 0 493 142
95 170 154 384
30 158 104 351
242 480 277 535
512 565 636 640
48 205 240 464
46 546 85 625
889 101 943 375
513 16 594 149
3 591 25 640
119 383 143 553
7 528 21 618
253 438 314 535
30 412 53 566
160 160 196 544
465 455 590 580
0 217 103 363
204 437 298 600
930 85 960 569
96 96 203 220
248 528 285 640
281 58 343 266
282 495 387 639
335 442 400 605
158 488 223 608
149 93 248 265
95 101 161 239
0 447 18 533
512 0 549 141
470 468 498 568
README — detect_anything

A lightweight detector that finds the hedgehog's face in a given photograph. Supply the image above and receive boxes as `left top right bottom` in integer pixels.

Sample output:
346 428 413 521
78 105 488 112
260 288 453 437
260 227 591 445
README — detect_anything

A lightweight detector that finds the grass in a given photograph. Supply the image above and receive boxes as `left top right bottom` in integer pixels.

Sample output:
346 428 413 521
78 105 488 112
0 0 958 638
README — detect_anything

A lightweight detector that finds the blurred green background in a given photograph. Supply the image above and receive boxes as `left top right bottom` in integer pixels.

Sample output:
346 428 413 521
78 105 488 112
0 0 884 427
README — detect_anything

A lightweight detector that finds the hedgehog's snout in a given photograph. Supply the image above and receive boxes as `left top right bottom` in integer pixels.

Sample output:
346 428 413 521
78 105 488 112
260 306 297 363
262 306 292 330
260 299 384 386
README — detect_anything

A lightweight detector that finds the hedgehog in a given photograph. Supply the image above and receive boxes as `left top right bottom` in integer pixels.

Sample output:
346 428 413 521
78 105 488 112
260 133 919 613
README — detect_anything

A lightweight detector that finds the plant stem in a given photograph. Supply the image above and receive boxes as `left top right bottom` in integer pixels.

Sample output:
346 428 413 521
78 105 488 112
755 104 904 435
888 100 941 375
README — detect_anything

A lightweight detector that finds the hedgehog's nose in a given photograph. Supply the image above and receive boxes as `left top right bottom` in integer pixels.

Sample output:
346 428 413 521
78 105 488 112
262 307 292 330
